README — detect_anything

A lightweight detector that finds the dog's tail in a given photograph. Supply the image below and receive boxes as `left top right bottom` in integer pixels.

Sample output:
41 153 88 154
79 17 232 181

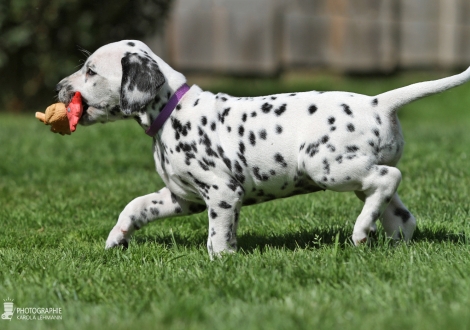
377 66 470 114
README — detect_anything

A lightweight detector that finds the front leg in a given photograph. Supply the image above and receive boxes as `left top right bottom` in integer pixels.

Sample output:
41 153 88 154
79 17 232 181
105 187 205 249
205 182 244 259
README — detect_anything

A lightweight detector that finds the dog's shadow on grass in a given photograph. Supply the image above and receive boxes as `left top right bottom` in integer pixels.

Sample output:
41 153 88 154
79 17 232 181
132 229 345 252
411 227 468 244
133 226 468 253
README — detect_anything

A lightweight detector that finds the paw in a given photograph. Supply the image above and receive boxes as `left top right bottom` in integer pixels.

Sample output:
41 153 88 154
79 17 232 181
352 233 368 246
207 240 237 260
105 225 131 249
208 248 236 260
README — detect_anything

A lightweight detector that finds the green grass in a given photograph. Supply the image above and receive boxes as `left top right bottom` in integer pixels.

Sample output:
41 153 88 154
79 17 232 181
1 72 470 329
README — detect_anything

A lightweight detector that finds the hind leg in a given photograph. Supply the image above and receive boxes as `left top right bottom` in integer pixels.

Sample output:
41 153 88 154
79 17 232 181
302 154 402 245
352 166 402 245
381 193 416 241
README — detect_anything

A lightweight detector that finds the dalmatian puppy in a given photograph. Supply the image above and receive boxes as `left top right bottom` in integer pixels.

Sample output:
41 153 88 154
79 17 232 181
56 40 470 257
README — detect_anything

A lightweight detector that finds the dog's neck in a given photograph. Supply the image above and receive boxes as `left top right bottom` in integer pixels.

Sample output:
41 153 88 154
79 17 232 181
133 85 173 131
132 63 188 134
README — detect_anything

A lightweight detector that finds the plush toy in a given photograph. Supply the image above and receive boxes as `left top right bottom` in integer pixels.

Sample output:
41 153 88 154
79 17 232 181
35 92 83 135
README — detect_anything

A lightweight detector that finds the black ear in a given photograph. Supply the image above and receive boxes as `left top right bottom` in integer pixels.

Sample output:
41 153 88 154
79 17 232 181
120 52 165 115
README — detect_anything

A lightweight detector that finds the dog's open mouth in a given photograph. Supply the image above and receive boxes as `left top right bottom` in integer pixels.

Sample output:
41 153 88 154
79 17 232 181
78 94 90 116
82 101 89 114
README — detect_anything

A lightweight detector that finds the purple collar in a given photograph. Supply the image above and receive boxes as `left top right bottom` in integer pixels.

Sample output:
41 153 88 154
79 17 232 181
145 83 190 137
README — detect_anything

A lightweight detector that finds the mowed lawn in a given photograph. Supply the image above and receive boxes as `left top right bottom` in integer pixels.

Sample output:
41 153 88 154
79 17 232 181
1 73 470 330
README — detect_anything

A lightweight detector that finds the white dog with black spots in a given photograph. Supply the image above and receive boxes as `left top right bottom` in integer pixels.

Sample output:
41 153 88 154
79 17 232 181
56 40 470 258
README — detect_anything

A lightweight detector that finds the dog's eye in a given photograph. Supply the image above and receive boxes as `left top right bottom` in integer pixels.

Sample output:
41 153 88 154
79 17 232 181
86 68 97 76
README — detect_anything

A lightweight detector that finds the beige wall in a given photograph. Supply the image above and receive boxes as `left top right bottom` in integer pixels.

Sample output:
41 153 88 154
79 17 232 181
147 0 470 75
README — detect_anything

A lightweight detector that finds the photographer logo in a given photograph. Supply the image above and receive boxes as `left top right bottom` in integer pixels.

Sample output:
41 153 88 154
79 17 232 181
1 298 62 321
1 298 14 321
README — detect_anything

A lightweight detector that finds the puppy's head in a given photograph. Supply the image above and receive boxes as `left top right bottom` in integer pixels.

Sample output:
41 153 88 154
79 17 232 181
56 40 166 126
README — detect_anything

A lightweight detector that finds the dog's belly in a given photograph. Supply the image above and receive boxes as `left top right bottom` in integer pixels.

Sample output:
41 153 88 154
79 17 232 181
241 172 324 205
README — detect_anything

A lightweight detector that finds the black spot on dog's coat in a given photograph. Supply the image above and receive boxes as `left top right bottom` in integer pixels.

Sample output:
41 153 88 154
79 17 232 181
274 104 287 116
305 142 320 157
218 107 231 123
308 105 318 115
198 160 209 171
234 161 243 173
259 129 267 140
253 167 269 181
238 125 245 137
219 201 231 209
210 209 218 219
274 153 288 167
375 114 382 125
239 142 246 155
249 131 256 146
394 208 411 223
342 104 353 116
261 103 273 113
346 145 359 152
323 158 330 174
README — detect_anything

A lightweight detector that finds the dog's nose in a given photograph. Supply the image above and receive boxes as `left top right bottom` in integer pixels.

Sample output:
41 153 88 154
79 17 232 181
55 83 62 93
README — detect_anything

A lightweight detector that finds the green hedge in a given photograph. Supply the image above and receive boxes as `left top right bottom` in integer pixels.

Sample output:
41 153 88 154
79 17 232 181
0 0 172 111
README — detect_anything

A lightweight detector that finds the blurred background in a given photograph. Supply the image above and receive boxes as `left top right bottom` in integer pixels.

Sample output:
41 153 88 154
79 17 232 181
1 0 470 112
